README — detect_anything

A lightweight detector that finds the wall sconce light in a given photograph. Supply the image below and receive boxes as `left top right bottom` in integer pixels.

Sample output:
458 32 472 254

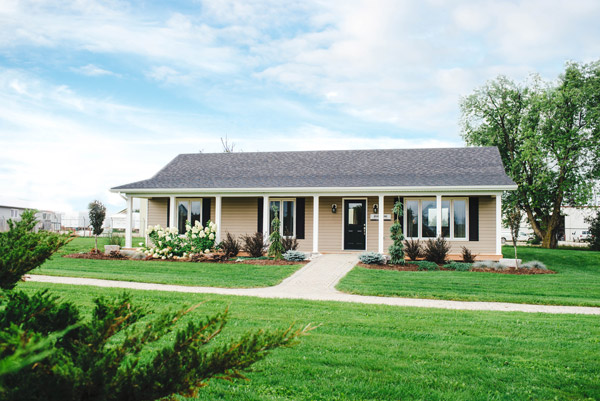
373 204 378 214
331 204 337 213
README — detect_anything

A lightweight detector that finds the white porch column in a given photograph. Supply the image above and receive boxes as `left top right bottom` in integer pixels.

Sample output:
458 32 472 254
215 195 222 243
378 195 384 253
496 193 502 255
169 196 176 229
125 195 133 248
313 195 319 253
263 195 270 240
436 194 442 238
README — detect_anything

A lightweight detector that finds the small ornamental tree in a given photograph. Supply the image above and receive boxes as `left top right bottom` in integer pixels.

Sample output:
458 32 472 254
388 200 405 264
585 210 600 251
503 193 522 266
268 204 284 260
0 212 312 400
88 200 106 252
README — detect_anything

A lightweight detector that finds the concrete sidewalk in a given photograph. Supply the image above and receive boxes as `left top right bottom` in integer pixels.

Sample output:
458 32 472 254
26 254 600 315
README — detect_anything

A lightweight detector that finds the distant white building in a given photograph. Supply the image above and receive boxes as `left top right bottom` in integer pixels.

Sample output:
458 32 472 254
110 209 141 233
0 204 61 232
563 206 599 242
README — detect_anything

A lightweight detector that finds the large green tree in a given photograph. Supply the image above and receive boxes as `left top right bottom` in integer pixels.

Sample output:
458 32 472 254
461 61 600 248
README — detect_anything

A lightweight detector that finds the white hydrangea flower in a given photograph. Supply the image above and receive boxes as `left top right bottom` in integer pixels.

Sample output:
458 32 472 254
199 231 206 238
161 256 166 260
209 233 215 240
204 227 210 233
204 249 210 254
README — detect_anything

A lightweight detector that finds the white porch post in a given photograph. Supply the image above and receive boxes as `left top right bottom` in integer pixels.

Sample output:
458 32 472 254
436 194 442 238
313 195 319 254
496 193 502 255
169 196 176 229
378 195 384 253
263 195 270 240
125 195 133 248
215 195 222 243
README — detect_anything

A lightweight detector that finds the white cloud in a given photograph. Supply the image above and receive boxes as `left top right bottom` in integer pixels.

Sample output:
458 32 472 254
72 64 119 77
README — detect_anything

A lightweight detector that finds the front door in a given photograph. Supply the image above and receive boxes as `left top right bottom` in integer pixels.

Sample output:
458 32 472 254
344 199 366 250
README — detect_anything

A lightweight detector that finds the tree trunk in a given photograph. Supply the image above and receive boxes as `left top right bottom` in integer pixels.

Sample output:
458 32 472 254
541 227 559 249
95 235 98 253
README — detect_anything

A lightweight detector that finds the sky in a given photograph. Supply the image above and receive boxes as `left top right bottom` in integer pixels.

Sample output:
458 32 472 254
1 0 599 214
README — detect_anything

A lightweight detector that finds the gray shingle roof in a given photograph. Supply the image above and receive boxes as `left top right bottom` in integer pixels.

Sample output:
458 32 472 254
112 147 515 190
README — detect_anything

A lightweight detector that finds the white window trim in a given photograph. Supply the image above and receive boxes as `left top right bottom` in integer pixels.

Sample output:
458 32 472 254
175 198 203 231
270 198 296 238
341 197 368 251
404 197 469 241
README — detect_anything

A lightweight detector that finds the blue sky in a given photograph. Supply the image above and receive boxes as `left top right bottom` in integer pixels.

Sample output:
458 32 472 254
1 0 599 213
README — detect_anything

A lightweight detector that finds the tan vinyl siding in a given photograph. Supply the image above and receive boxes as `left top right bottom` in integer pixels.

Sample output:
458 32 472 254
318 197 343 252
296 197 313 252
147 198 168 228
221 197 258 238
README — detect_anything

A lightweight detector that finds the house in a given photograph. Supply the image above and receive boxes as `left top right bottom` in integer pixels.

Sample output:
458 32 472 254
109 208 142 233
0 203 61 232
111 147 517 259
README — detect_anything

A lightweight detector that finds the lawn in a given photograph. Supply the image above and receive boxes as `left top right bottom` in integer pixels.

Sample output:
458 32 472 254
336 246 600 306
17 281 600 400
35 237 301 288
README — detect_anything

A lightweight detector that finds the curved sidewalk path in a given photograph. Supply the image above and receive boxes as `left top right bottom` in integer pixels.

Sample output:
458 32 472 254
27 254 600 315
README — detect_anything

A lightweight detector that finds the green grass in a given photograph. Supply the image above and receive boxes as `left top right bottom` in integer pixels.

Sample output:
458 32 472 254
337 246 600 306
36 237 301 288
16 281 600 400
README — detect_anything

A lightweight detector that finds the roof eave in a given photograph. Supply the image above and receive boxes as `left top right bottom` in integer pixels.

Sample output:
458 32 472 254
111 184 518 196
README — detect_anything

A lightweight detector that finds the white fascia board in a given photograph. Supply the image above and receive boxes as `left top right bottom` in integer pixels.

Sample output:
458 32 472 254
112 184 518 198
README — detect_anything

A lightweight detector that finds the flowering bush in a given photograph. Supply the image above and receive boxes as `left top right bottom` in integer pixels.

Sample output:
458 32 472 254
143 220 218 259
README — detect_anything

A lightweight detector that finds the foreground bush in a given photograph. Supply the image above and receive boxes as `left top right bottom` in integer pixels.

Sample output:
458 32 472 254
359 252 385 265
221 232 241 258
444 262 472 271
0 212 312 400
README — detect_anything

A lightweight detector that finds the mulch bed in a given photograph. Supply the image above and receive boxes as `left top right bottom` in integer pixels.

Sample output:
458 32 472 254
358 262 555 275
63 252 308 266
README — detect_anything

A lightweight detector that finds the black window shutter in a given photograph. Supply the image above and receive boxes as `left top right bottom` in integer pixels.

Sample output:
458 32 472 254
257 197 263 233
296 198 305 239
166 198 170 227
469 197 479 241
202 198 211 226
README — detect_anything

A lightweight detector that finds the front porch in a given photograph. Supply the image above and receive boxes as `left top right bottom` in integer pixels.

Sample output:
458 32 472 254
123 192 503 260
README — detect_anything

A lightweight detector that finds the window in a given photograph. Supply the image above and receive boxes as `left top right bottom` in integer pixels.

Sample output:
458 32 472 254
270 199 295 237
10 209 19 218
176 199 202 234
404 198 468 240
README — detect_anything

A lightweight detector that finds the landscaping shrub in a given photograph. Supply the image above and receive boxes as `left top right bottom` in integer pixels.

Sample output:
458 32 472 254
413 260 439 271
220 232 241 258
359 252 385 265
423 237 450 265
403 239 422 261
461 246 475 263
106 231 123 247
473 260 504 270
388 200 405 264
444 262 472 271
143 221 218 259
242 232 266 258
283 250 306 262
522 260 547 270
0 213 311 400
268 205 284 260
282 236 299 252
